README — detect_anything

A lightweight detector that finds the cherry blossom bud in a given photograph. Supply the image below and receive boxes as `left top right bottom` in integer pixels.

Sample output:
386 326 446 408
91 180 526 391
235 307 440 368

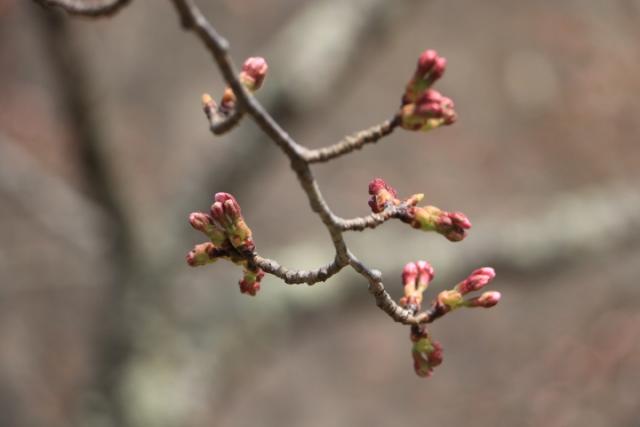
402 262 419 287
186 242 219 267
416 260 434 289
201 93 217 120
400 89 457 132
400 261 434 309
416 49 438 76
240 57 268 91
434 211 471 242
466 291 502 308
411 327 443 378
368 178 399 213
405 205 471 242
220 87 236 112
209 192 255 253
238 268 265 296
189 212 226 245
456 267 496 295
437 289 464 310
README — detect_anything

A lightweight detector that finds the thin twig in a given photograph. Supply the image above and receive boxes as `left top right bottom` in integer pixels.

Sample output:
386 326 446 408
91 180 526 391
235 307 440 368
304 115 401 164
209 110 244 135
252 255 347 285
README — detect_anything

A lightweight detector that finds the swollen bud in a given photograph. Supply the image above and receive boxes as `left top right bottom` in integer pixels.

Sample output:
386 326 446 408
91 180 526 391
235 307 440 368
189 211 226 245
456 267 496 295
201 93 217 120
238 268 265 296
368 178 399 213
410 326 443 378
240 57 268 91
405 205 471 242
400 260 434 310
466 291 501 308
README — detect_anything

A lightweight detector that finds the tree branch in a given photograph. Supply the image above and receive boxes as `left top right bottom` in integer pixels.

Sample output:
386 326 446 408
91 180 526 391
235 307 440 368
304 115 401 164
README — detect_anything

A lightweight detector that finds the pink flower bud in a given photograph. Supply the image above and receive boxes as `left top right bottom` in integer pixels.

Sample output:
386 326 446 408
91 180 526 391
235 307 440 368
434 211 471 242
368 178 398 213
402 262 419 287
417 50 438 75
209 201 226 225
416 260 434 287
189 211 226 245
456 267 496 295
189 212 212 233
415 49 447 85
399 92 457 132
223 199 241 221
240 57 268 91
466 291 501 308
238 268 265 296
412 332 443 378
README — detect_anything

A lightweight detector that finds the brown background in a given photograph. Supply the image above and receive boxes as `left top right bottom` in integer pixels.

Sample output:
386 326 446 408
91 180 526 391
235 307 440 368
1 1 639 426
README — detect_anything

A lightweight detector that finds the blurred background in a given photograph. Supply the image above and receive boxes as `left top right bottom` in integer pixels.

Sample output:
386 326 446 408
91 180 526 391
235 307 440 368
1 0 640 426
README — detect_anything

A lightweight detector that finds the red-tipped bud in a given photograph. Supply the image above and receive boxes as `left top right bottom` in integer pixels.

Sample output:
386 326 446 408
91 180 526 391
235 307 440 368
411 329 443 378
416 49 447 84
456 267 496 295
400 89 457 132
368 178 399 213
220 87 236 112
189 212 212 232
238 268 265 296
405 206 471 241
434 211 471 242
416 260 434 287
189 211 226 245
402 262 419 286
210 201 226 224
400 260 434 309
240 57 268 91
223 199 241 220
466 291 501 308
417 49 438 75
214 192 236 205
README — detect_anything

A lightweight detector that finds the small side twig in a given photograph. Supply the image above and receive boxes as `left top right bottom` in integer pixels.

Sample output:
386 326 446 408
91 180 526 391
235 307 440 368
304 115 401 164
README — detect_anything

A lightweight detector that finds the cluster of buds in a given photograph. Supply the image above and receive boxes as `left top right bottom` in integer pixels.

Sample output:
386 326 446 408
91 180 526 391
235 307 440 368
399 262 499 377
399 49 457 132
400 261 434 311
187 192 264 296
367 178 470 242
405 205 471 242
410 325 443 377
436 267 500 312
202 56 269 117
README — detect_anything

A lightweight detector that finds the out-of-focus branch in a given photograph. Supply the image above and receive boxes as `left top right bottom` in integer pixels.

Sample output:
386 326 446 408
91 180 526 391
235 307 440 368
34 7 136 427
0 133 107 258
33 0 132 17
